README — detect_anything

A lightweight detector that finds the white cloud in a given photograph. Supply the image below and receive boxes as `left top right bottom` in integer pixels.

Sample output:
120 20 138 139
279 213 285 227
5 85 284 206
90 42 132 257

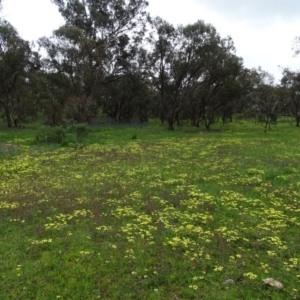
192 0 300 24
2 0 63 41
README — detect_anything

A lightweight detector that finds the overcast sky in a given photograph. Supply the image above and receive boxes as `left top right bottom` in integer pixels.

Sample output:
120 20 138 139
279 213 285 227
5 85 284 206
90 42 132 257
2 0 300 82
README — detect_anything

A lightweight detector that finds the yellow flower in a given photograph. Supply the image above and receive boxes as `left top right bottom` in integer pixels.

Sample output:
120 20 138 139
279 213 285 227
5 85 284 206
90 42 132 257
244 272 257 280
214 265 223 272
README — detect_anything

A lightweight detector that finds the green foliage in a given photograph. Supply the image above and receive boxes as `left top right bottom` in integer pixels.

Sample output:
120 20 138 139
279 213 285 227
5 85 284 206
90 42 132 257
39 0 149 124
34 123 90 146
70 123 90 144
281 68 300 127
0 19 36 127
145 18 242 130
35 126 66 144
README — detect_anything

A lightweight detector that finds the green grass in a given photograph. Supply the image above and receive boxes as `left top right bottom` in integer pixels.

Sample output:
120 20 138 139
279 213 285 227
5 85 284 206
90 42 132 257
1 119 300 299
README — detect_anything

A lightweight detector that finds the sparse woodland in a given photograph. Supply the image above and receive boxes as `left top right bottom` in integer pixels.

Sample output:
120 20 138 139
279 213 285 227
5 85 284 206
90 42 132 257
1 0 300 130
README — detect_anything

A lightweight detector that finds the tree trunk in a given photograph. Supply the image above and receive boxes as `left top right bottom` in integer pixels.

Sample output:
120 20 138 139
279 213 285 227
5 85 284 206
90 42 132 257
204 114 214 130
264 120 268 133
3 104 13 128
192 118 200 127
175 113 181 127
168 120 174 130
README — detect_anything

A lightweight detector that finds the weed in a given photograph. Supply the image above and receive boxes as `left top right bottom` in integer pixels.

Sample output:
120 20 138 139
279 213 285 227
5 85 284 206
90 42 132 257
0 119 300 299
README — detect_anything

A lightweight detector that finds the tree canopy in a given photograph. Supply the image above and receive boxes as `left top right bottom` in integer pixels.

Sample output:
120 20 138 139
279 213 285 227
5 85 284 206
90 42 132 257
0 19 38 127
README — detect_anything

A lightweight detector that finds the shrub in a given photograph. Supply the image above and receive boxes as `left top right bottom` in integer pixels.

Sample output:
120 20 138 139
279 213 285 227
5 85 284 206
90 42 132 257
36 126 66 144
71 123 90 144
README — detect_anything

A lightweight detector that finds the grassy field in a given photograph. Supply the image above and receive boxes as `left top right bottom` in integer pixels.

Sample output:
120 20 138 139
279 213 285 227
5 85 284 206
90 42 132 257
1 119 300 299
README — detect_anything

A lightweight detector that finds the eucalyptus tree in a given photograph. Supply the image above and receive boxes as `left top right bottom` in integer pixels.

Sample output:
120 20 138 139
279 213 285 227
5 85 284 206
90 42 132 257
188 45 243 129
99 69 152 123
143 18 242 130
143 18 202 130
281 68 300 127
247 70 281 132
0 19 36 127
35 63 73 124
39 0 149 123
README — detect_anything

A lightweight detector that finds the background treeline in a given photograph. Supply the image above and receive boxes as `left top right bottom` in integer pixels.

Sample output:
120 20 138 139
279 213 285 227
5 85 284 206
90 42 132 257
1 0 300 131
